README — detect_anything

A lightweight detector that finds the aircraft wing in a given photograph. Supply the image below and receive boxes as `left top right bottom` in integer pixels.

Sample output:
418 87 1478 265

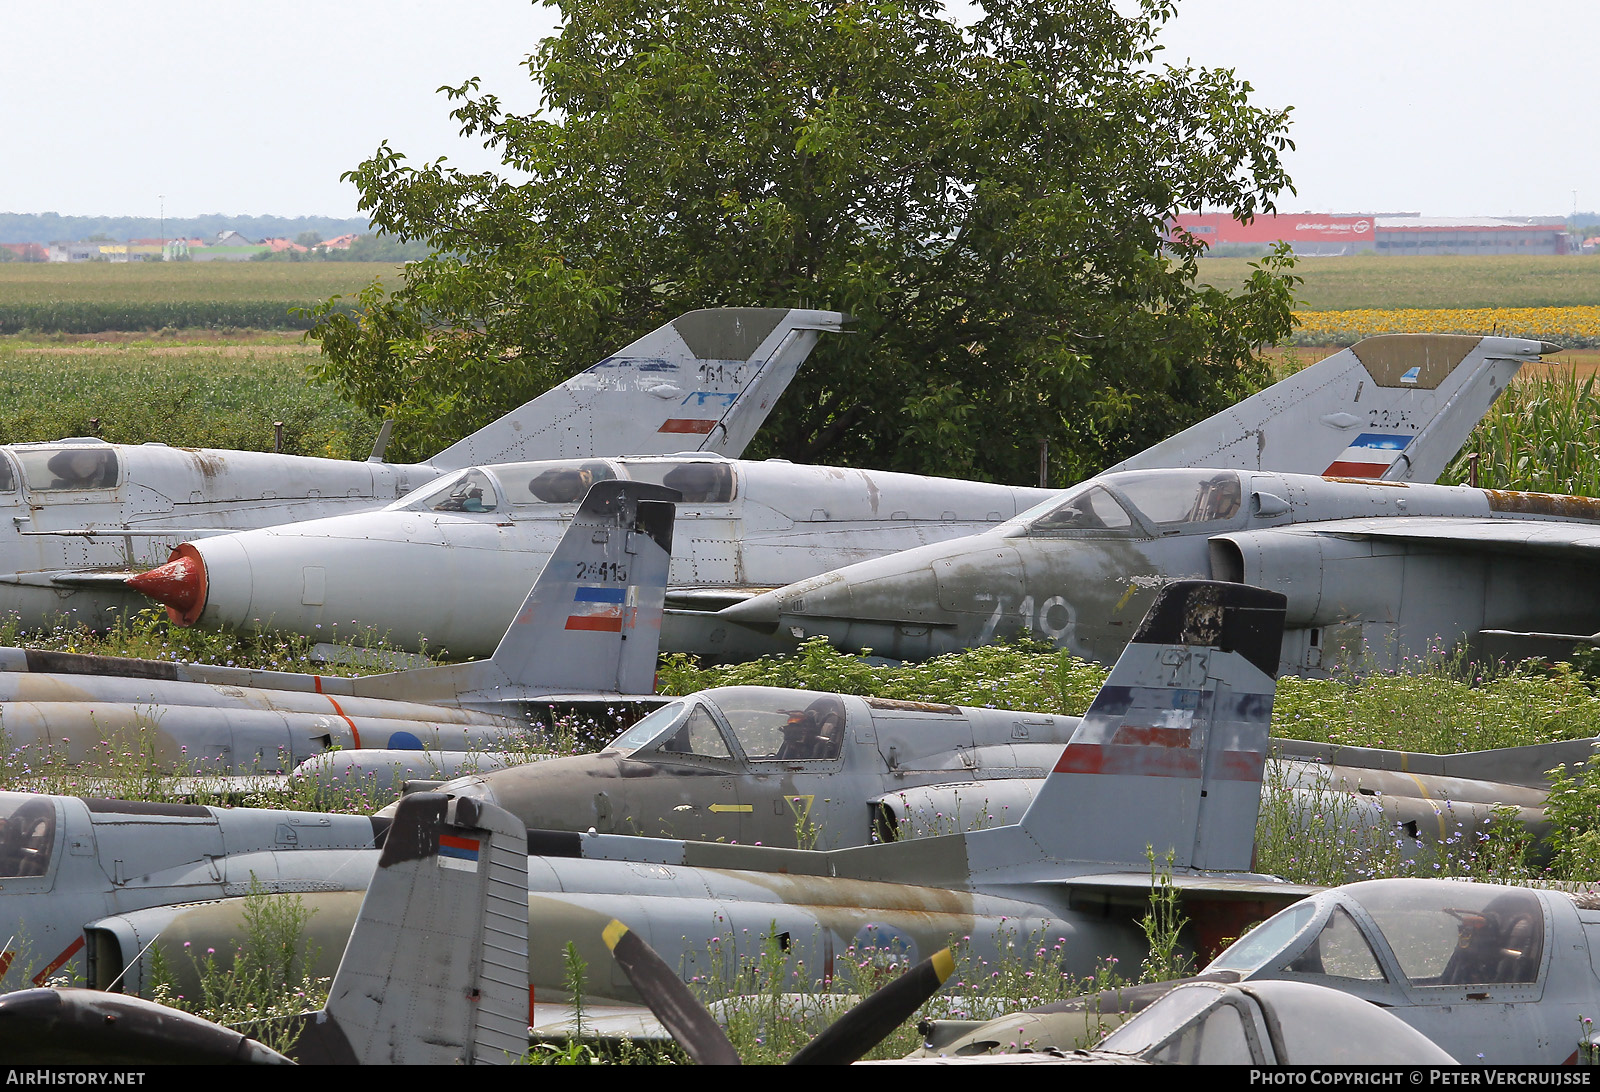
1053 871 1320 902
1245 516 1600 561
1044 872 1320 957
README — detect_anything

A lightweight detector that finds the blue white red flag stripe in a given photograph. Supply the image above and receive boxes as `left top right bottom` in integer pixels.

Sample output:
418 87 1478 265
566 585 631 632
438 832 481 871
1324 432 1413 478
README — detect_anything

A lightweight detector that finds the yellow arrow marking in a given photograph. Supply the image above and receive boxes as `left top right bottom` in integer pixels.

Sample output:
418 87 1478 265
1114 582 1138 613
708 803 753 813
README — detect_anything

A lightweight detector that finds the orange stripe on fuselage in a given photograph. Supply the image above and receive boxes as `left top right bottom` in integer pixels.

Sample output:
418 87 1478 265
313 676 362 749
33 937 84 986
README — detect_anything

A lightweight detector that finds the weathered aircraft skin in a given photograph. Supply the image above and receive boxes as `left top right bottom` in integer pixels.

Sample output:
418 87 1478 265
131 455 1056 658
932 879 1600 1066
902 979 1457 1065
0 792 530 1065
723 466 1600 674
357 687 1547 866
0 480 677 771
126 333 1547 660
0 307 842 628
0 582 1310 1010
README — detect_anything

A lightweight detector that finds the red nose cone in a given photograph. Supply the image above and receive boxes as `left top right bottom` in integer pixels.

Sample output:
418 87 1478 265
126 543 208 626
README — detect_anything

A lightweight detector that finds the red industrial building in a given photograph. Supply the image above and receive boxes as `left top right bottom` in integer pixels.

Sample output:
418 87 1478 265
1171 212 1574 256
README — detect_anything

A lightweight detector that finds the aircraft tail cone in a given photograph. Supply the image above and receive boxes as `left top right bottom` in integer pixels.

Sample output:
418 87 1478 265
126 543 207 627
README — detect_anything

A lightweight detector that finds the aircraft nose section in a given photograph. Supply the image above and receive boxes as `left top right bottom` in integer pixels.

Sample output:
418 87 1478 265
126 543 208 626
718 587 789 632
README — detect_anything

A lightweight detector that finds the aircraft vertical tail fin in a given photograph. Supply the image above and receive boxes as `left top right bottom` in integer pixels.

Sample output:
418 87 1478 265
1107 334 1551 484
299 792 530 1064
427 307 848 469
479 478 676 696
355 480 676 703
1015 580 1286 873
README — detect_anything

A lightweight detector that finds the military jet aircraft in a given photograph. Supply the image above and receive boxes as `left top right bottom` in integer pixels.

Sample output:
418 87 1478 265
723 461 1600 675
0 791 530 1064
1 306 841 630
923 876 1600 1066
0 581 1312 1013
125 333 1548 660
0 479 675 773
336 685 1550 860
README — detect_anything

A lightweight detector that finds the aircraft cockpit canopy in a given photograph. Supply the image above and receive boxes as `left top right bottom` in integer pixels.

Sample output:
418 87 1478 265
0 794 57 880
624 458 736 504
1094 980 1456 1065
395 456 737 515
403 468 503 514
14 445 120 492
1207 879 1547 992
604 687 846 765
705 687 846 762
1024 470 1246 536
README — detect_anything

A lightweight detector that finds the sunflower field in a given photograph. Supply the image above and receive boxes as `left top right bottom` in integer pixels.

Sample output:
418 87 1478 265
1292 306 1600 347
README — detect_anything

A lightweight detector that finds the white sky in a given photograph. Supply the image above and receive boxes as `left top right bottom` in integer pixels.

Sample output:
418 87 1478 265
2 0 1593 220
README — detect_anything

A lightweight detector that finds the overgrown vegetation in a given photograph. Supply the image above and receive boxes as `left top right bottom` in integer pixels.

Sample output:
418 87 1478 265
147 882 327 1058
664 636 1600 755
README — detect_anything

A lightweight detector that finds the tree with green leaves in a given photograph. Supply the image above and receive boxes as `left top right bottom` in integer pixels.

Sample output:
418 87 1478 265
310 0 1297 483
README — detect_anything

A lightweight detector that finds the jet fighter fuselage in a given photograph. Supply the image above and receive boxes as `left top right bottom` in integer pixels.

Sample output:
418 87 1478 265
723 467 1600 675
131 455 1054 659
0 307 844 631
127 332 1555 663
416 684 1551 859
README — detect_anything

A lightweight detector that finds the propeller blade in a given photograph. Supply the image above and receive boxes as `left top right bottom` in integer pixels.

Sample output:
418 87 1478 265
787 947 955 1066
602 919 741 1066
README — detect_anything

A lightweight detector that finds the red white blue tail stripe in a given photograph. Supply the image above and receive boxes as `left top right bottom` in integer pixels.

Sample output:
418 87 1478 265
1323 432 1412 478
438 832 482 872
565 586 631 632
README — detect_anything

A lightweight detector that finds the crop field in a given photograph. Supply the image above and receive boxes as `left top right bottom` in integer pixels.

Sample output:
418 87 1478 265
1293 306 1600 348
1199 254 1600 310
0 334 381 457
0 261 398 332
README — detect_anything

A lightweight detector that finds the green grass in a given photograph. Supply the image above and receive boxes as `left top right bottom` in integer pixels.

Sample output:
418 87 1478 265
0 336 380 457
1198 254 1600 311
0 262 398 332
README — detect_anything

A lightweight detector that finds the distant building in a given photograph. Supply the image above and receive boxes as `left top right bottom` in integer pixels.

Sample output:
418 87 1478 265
1173 212 1576 257
1374 215 1574 256
1171 212 1375 256
191 230 270 262
0 243 48 262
